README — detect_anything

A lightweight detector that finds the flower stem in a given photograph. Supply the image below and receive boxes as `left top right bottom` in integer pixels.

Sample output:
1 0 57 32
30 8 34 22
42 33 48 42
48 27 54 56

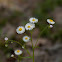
33 47 35 62
18 55 21 62
30 31 35 62
35 25 48 48
9 40 31 56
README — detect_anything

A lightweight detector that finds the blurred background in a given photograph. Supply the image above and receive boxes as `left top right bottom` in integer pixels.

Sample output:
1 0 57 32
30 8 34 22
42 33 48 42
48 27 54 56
0 0 62 62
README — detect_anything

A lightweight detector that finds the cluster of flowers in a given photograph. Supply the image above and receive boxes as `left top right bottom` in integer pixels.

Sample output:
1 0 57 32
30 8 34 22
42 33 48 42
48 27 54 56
4 18 55 57
16 17 38 42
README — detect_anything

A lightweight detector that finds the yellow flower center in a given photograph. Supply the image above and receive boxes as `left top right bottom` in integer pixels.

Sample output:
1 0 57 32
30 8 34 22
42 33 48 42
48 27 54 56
25 37 28 40
19 28 22 31
50 19 53 22
32 19 35 21
28 26 31 28
17 50 20 53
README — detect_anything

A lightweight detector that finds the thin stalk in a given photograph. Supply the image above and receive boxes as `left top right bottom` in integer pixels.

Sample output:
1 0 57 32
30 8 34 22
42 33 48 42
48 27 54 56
30 31 35 62
33 47 35 62
18 55 20 62
35 25 48 48
9 40 31 56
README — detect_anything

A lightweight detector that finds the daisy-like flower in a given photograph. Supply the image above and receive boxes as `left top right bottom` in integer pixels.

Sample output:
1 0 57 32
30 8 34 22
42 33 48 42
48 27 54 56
25 23 35 30
47 19 55 24
16 26 25 34
49 25 53 28
29 17 38 23
4 37 8 41
11 54 14 57
14 49 22 55
23 36 30 42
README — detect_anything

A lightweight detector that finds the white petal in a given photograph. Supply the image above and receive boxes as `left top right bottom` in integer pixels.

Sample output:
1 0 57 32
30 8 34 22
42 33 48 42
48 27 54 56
14 50 22 55
16 26 25 34
29 17 38 23
47 19 55 24
23 36 30 42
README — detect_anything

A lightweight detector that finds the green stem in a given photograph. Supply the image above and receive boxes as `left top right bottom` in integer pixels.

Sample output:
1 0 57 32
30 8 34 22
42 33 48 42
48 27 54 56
18 55 21 62
30 31 35 62
9 40 31 56
35 25 48 48
24 47 31 56
32 48 35 62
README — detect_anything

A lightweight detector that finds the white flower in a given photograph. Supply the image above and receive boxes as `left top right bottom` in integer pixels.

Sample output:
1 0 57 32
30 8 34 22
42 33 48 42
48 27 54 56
14 49 22 55
23 36 30 42
47 19 55 24
5 44 8 47
25 23 35 30
49 25 53 28
11 54 14 57
4 37 8 41
29 17 38 23
30 23 35 28
16 26 25 34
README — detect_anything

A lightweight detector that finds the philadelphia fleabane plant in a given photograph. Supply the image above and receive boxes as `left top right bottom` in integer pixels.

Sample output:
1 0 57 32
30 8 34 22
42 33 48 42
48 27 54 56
4 18 55 62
